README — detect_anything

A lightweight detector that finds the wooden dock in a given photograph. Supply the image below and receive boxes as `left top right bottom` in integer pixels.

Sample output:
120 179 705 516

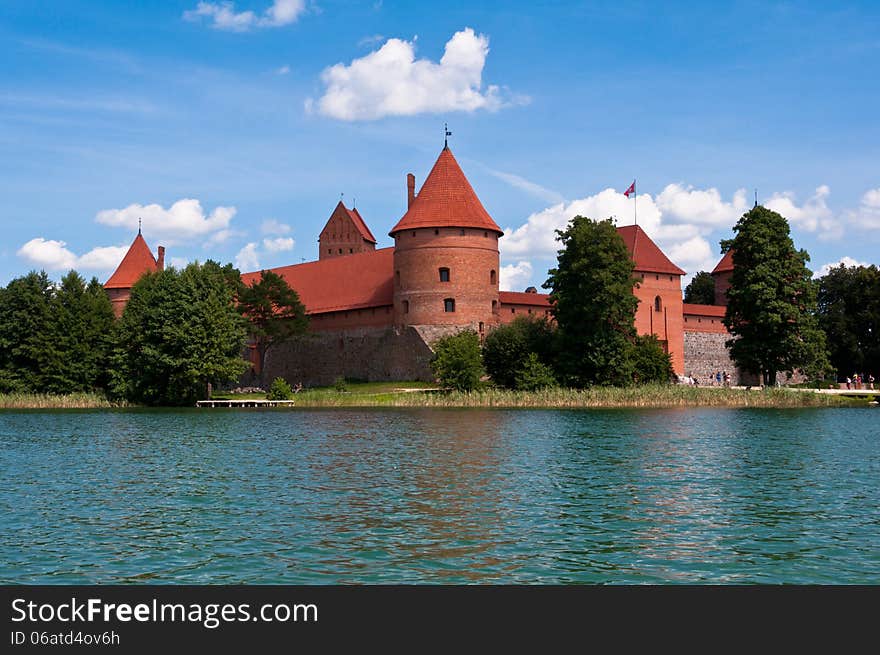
196 399 296 408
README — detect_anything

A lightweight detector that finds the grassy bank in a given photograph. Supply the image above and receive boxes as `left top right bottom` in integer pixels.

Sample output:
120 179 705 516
0 392 130 409
272 382 860 409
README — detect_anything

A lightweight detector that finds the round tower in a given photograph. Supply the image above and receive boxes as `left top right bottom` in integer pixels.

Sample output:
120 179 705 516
390 147 502 330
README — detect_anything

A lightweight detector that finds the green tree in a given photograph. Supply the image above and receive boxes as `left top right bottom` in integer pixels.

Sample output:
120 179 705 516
483 316 556 389
237 269 308 384
430 330 484 391
722 205 831 385
684 271 715 305
111 261 249 405
816 263 880 379
630 334 674 384
40 271 116 393
514 352 557 390
543 216 639 386
0 270 53 392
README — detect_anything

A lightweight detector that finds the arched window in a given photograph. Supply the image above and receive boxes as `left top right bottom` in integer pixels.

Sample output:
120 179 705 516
492 300 498 313
444 298 455 313
460 229 465 236
490 269 497 285
434 229 439 235
439 267 450 282
403 300 409 314
654 296 662 312
338 248 343 254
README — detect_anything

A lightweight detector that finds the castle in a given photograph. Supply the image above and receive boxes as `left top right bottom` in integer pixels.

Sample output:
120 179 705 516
105 145 742 385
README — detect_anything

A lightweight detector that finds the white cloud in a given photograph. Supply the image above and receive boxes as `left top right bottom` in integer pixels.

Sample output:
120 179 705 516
184 0 304 32
95 198 236 245
261 218 291 235
765 185 839 238
235 243 260 271
656 184 747 227
358 34 385 48
309 28 523 121
847 187 880 229
486 169 564 204
276 65 291 75
813 256 872 278
168 257 191 269
499 260 533 292
262 237 295 252
17 238 130 272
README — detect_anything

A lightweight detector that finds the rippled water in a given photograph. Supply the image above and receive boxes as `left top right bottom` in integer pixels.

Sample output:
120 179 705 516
1 407 878 584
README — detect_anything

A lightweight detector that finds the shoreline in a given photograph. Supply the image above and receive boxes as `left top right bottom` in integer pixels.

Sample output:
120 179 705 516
2 385 871 410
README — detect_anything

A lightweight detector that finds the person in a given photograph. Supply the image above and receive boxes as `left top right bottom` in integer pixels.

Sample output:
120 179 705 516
715 371 722 386
846 376 852 390
723 370 730 387
868 374 875 390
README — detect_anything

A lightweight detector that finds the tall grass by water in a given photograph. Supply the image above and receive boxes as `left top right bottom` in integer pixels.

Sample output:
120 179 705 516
291 383 857 409
0 392 129 409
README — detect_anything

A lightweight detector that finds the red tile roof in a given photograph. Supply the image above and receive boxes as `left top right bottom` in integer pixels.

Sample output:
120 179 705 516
712 249 734 274
346 204 377 244
389 147 503 236
499 291 552 307
241 247 394 314
104 233 159 289
683 303 726 317
616 225 686 276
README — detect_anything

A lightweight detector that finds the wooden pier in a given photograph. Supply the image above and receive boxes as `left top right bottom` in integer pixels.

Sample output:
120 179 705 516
196 399 296 408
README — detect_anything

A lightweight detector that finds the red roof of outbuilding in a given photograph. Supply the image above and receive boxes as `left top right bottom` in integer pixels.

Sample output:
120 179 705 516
241 247 394 314
712 249 734 274
499 291 552 307
683 303 726 317
389 147 503 236
104 233 159 289
616 225 686 276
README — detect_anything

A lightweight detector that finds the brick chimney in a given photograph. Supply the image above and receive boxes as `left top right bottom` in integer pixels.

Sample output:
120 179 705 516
157 246 165 271
407 173 415 208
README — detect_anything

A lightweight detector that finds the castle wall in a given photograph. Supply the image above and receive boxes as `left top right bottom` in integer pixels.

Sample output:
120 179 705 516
258 325 435 387
634 272 685 374
683 330 751 385
308 305 394 331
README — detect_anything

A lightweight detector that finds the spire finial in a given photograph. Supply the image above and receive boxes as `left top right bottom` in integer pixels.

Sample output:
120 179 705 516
138 217 142 235
754 188 758 208
444 122 451 149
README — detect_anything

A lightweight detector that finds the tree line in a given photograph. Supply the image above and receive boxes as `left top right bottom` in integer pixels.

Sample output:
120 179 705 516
0 264 307 405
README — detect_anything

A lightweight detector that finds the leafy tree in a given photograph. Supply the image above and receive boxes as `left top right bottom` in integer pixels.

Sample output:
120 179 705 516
684 271 715 305
543 216 638 386
0 271 53 391
483 316 556 388
430 330 484 391
514 352 557 390
630 334 674 384
721 205 831 385
816 263 880 379
237 270 308 384
111 261 249 405
267 377 293 400
40 271 115 393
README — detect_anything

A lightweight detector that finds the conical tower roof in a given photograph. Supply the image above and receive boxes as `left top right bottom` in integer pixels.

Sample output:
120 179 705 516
104 232 159 289
616 224 686 276
389 147 503 236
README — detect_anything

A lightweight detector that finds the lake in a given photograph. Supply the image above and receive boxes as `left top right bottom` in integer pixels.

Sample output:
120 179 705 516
1 407 878 584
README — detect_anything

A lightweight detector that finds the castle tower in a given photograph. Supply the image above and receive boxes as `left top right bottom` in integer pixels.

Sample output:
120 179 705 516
318 201 377 260
389 147 503 330
711 250 734 306
104 231 164 317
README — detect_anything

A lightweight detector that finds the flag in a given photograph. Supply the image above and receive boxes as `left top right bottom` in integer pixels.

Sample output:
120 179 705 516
623 180 635 198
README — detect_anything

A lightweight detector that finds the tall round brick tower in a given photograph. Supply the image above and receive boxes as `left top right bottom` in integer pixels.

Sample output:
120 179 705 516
389 146 503 331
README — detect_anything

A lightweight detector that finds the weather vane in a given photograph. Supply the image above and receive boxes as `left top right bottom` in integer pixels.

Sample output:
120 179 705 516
444 122 452 148
138 217 142 235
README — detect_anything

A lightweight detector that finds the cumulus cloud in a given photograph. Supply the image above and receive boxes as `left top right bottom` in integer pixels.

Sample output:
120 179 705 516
847 187 880 229
95 199 236 245
309 28 523 121
261 218 291 235
656 184 748 227
262 237 295 252
184 1 305 31
17 238 130 272
499 260 533 292
235 243 260 271
765 185 839 238
813 256 873 278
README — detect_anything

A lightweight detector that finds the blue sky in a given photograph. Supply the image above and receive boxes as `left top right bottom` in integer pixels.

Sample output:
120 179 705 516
2 0 878 289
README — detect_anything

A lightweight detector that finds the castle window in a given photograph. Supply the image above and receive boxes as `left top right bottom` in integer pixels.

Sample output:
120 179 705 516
349 248 353 254
655 275 659 280
444 298 455 313
492 300 498 313
669 276 674 282
412 231 416 237
654 296 662 312
403 300 409 314
435 229 439 235
484 231 488 237
328 249 331 254
479 322 484 333
460 229 465 236
490 269 497 285
439 267 450 282
511 308 516 314
396 270 400 286
528 309 532 314
338 248 343 254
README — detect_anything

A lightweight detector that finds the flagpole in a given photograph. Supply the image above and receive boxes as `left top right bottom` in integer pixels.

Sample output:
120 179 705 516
634 179 637 226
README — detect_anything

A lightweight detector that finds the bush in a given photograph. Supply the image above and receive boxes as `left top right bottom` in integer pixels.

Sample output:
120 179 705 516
630 335 674 384
333 376 348 392
514 353 557 390
267 377 293 400
430 330 485 392
483 317 556 388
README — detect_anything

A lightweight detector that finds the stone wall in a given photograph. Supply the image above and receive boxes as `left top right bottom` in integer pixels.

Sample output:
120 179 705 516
253 326 435 387
683 330 757 386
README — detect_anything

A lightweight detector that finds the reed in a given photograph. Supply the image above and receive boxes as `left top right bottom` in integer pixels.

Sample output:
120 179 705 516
0 392 129 409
